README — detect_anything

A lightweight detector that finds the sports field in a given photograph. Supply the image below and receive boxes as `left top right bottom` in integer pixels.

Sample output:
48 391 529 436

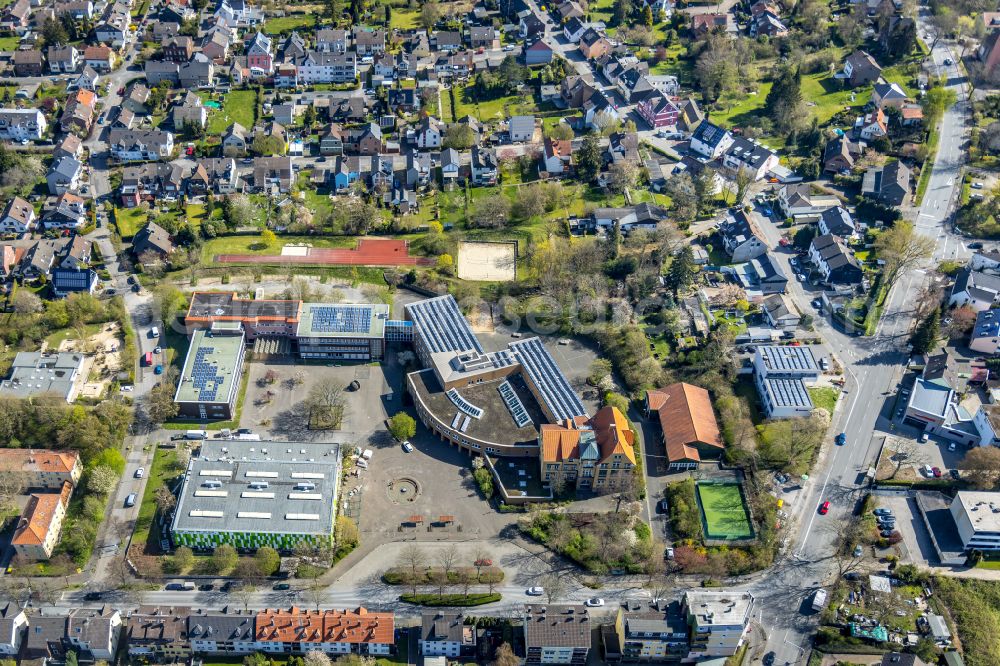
696 482 754 540
457 241 517 281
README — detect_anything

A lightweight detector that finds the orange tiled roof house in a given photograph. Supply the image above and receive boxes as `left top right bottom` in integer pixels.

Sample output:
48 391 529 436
645 383 724 471
1 449 82 560
540 406 636 491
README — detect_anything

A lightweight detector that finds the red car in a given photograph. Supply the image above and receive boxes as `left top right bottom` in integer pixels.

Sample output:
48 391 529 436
932 467 942 478
819 501 830 515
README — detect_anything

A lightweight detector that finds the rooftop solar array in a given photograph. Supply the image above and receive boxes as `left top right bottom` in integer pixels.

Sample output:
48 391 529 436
757 345 818 373
405 295 483 355
446 388 483 419
310 305 372 333
509 337 588 422
174 330 244 405
764 377 812 408
498 381 532 427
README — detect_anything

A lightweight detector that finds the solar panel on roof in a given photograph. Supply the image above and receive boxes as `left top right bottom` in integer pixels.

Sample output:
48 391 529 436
309 305 373 334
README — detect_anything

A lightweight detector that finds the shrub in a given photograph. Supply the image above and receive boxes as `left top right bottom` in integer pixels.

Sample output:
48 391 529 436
473 468 494 498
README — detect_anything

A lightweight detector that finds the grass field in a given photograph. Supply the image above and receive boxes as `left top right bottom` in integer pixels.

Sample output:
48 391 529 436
390 8 420 30
115 207 147 239
696 482 754 540
808 387 840 414
199 234 356 264
200 89 257 136
262 14 315 34
0 35 20 50
453 84 538 121
133 446 181 548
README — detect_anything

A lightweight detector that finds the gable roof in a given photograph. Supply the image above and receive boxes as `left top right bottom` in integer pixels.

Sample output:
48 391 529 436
646 383 723 463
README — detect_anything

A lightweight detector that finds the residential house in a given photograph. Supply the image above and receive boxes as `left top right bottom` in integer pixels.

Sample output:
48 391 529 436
468 26 497 49
0 196 35 234
187 610 256 655
82 45 114 71
126 606 191 661
221 122 249 156
684 591 755 660
969 309 1000 355
730 253 789 295
350 122 383 155
900 104 924 127
979 31 1000 72
611 602 689 663
162 35 193 62
47 156 82 195
637 90 680 129
119 162 184 206
691 12 730 35
179 55 215 88
861 160 911 206
46 45 79 73
68 66 100 92
519 12 545 39
645 383 724 470
0 605 27 657
433 30 462 52
132 221 175 260
1 0 31 32
441 148 462 184
762 293 801 330
809 234 863 285
245 31 273 76
579 28 611 60
22 614 70 663
54 134 83 161
107 129 175 162
405 152 433 189
43 192 88 231
315 28 347 53
66 606 123 660
949 269 1000 311
541 137 572 175
605 132 639 166
319 124 344 156
189 158 240 195
145 60 180 85
414 116 443 149
872 81 907 110
419 612 475 658
722 137 779 181
252 156 294 193
329 156 360 192
524 39 554 65
843 50 882 86
751 9 789 37
123 82 151 114
690 119 734 159
539 406 636 491
298 52 357 84
558 0 585 20
353 27 386 55
677 97 704 133
252 607 394 656
777 183 841 220
589 203 667 233
719 209 767 262
60 89 96 136
13 482 72 559
822 134 864 173
818 206 858 239
508 115 536 143
201 30 231 63
172 91 207 130
0 108 47 142
51 268 98 297
524 606 591 665
855 108 888 141
12 49 44 77
94 2 132 48
387 88 420 114
279 31 307 61
563 16 587 43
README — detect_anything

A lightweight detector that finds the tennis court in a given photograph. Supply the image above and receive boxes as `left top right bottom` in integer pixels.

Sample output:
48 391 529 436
695 482 755 540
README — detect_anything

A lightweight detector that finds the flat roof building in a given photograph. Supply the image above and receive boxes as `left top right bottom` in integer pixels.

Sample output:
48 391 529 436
295 302 389 360
684 591 755 661
174 327 246 421
950 491 1000 552
753 346 819 419
0 351 85 402
170 440 341 551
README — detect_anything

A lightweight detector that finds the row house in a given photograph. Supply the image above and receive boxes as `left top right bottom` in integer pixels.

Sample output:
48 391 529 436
179 55 215 88
107 129 175 163
254 607 394 656
245 31 273 76
433 51 475 80
120 162 184 206
201 28 232 63
251 156 294 193
808 234 863 285
188 157 241 195
0 108 47 142
146 60 180 85
471 146 497 185
47 44 79 73
721 136 779 182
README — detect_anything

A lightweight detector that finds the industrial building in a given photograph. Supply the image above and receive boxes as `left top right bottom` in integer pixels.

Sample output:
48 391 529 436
170 440 341 551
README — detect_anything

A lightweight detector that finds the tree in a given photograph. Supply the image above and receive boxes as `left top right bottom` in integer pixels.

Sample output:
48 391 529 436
436 544 460 578
260 228 277 248
146 374 180 423
224 194 257 228
642 4 653 26
733 166 754 206
443 124 475 150
307 378 348 428
887 439 928 480
471 194 511 229
303 105 317 129
539 573 568 603
255 546 281 576
874 222 935 291
65 651 78 666
666 245 697 293
664 172 699 223
608 161 639 194
154 484 177 514
398 544 427 594
960 446 1000 489
174 546 194 571
212 544 238 573
41 17 69 46
513 183 547 220
910 309 941 354
436 253 454 275
765 65 804 133
335 515 359 548
11 291 42 314
491 642 519 666
420 1 441 30
575 135 602 183
304 652 332 666
86 466 119 495
387 412 416 441
545 122 574 141
342 198 381 235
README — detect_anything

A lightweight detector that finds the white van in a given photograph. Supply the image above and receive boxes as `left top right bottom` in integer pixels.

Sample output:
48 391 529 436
362 449 373 460
150 326 159 338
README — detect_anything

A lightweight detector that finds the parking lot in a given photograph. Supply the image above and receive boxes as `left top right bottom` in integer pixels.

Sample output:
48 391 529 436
876 434 966 484
871 494 943 567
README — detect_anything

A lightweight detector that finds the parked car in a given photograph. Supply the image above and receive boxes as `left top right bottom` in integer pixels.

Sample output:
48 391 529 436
874 508 892 516
853 544 863 557
880 529 896 538
402 441 414 453
135 467 144 478
932 466 943 478
83 591 104 601
819 501 830 515
919 433 929 443
585 598 605 607
198 584 214 591
969 241 984 249
950 469 961 480
273 583 291 591
664 546 675 560
526 586 544 596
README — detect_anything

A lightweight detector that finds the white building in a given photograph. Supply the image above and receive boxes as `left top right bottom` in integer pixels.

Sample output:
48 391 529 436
950 491 1000 552
752 345 819 418
0 108 47 141
684 590 755 660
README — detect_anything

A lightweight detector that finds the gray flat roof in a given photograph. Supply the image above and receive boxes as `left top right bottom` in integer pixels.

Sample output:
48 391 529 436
406 295 483 355
758 345 818 373
174 330 244 405
763 377 812 408
909 378 952 418
0 351 84 400
172 441 341 537
295 302 389 339
509 337 588 421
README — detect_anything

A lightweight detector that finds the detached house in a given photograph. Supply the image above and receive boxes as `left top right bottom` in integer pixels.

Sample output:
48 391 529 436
82 45 114 71
47 45 79 73
719 209 767 262
107 129 175 162
822 134 863 173
353 27 386 55
414 116 443 149
542 137 572 175
861 160 911 206
949 268 1000 311
855 108 888 141
47 156 82 195
132 221 175 260
809 234 863 285
690 119 734 159
637 90 680 129
12 49 44 77
843 50 881 87
0 196 36 234
0 108 47 142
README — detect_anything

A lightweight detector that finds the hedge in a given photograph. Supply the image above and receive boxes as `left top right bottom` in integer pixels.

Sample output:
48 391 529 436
400 593 501 607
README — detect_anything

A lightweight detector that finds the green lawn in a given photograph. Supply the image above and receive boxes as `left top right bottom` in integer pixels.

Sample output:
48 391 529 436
200 89 257 136
199 234 356 264
133 446 181 548
808 387 840 414
0 35 20 50
453 84 539 121
696 482 754 540
115 207 147 239
45 323 103 349
390 8 420 30
262 14 315 34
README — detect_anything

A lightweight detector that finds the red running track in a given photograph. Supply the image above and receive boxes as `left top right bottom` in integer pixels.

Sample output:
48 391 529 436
215 238 434 267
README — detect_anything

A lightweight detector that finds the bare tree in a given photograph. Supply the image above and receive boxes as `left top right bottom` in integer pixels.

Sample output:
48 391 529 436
436 544 460 580
887 438 929 480
540 573 568 603
875 222 935 292
306 378 349 428
302 580 326 612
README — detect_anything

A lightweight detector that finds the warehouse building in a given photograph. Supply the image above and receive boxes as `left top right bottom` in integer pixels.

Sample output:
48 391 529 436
170 440 341 551
174 326 246 420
